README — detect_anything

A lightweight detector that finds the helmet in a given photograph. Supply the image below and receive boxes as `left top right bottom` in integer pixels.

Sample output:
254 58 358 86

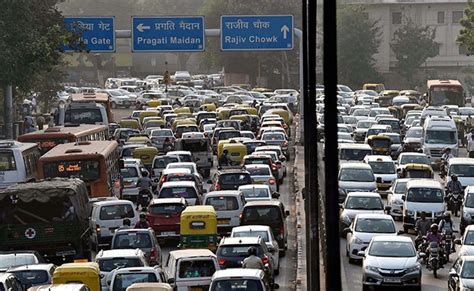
247 246 257 256
140 213 146 219
444 212 451 219
451 175 458 181
430 224 438 231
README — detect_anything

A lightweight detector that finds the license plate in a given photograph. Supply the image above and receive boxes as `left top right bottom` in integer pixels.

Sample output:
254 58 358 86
161 231 176 235
384 278 401 283
218 219 230 225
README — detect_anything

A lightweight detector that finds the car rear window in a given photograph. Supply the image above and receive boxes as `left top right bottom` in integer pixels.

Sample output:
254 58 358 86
211 279 264 291
10 270 49 285
246 167 271 176
159 187 197 199
167 174 195 183
0 254 39 269
219 173 252 185
100 204 135 220
217 245 263 257
205 196 239 211
244 158 269 165
242 206 282 225
148 204 185 215
112 273 158 291
97 258 143 272
240 188 270 199
112 233 152 249
178 260 216 278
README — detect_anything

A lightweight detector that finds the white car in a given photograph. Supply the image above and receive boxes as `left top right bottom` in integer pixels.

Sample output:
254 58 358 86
238 184 279 202
244 164 278 192
456 225 474 257
386 178 410 219
339 192 386 232
396 152 430 173
345 213 398 263
363 155 397 194
108 267 164 291
230 225 280 273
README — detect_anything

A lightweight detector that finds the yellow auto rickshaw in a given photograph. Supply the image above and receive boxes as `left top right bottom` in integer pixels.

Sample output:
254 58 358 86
52 262 101 291
174 107 191 114
236 106 258 116
387 106 402 120
127 136 152 146
401 104 424 119
180 205 218 251
399 163 434 179
132 146 159 170
119 119 140 130
219 142 248 166
172 118 197 132
265 108 293 125
200 103 217 112
216 108 231 120
202 97 219 106
126 283 173 291
139 111 159 123
366 135 392 155
146 99 162 107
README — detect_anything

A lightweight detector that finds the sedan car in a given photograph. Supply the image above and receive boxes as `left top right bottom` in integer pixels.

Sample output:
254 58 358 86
386 178 410 219
338 163 377 202
339 192 386 234
345 214 398 263
360 236 421 290
244 164 278 192
448 256 474 291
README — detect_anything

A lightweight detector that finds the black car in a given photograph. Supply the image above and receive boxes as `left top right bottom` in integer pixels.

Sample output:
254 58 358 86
208 168 252 191
216 236 276 279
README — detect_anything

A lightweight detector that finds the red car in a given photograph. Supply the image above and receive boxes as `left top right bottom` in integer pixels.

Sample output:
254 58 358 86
146 198 187 242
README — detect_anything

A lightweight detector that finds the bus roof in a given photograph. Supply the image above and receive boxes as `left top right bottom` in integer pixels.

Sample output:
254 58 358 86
71 92 109 103
39 141 118 160
427 79 462 88
18 124 107 141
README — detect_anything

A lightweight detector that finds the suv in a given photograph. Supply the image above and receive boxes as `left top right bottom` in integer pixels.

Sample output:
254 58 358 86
95 249 148 289
216 237 277 278
111 229 162 266
203 191 246 235
158 181 201 206
108 267 165 291
208 168 253 191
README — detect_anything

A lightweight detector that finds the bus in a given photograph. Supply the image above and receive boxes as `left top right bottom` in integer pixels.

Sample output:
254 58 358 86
37 141 121 198
427 79 464 107
0 141 41 188
71 92 114 123
18 124 109 154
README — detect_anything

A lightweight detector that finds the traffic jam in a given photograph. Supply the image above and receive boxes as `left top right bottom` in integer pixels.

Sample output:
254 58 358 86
330 81 474 290
0 74 296 291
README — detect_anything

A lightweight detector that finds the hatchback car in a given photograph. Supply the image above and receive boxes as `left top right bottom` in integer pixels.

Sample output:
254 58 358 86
238 184 279 202
151 155 180 177
363 155 397 194
111 228 162 266
204 190 246 235
108 267 165 291
158 181 201 205
449 255 474 291
386 178 410 220
210 269 275 291
244 164 278 192
338 163 377 202
208 168 253 191
456 225 474 257
339 192 386 233
260 132 289 158
7 264 56 289
146 198 187 242
360 236 421 290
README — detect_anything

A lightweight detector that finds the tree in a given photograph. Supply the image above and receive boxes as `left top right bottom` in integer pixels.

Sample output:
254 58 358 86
390 19 438 88
337 5 383 88
458 0 474 55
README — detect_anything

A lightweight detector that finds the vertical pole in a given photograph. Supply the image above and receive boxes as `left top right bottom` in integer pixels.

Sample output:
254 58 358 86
4 84 13 139
323 0 341 289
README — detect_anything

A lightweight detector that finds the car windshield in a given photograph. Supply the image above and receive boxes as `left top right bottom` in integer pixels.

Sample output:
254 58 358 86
394 181 408 194
217 245 264 257
233 230 269 242
211 279 264 291
353 109 370 117
371 139 390 148
339 169 374 182
10 270 49 286
178 260 216 278
406 128 422 138
407 188 443 203
425 130 457 144
262 133 285 141
460 108 474 115
205 196 239 211
464 231 474 246
153 157 179 168
345 197 383 210
242 206 282 225
100 205 135 220
151 130 172 137
121 167 138 178
112 233 152 249
159 187 197 199
339 149 372 161
98 258 143 272
368 241 415 257
368 162 395 174
450 165 474 177
112 273 158 291
378 120 399 130
400 155 429 165
462 261 474 279
246 167 271 176
148 203 185 215
240 188 270 200
355 218 395 233
219 174 252 185
0 254 38 269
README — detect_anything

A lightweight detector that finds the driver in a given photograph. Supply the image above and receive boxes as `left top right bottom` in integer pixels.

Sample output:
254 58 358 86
447 175 463 194
425 224 444 264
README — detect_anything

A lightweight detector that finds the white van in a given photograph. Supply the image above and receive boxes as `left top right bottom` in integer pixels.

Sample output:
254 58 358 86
164 249 218 291
90 200 138 251
0 141 40 189
203 190 246 235
422 116 458 165
447 158 474 188
402 179 445 233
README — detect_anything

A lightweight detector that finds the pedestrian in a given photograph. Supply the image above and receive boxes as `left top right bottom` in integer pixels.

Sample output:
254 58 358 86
36 115 45 130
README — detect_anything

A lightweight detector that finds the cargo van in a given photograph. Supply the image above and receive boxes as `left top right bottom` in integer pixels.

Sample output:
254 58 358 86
203 190 246 235
422 116 458 165
402 179 445 233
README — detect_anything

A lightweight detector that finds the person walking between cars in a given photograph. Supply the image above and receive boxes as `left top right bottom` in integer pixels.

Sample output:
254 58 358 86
242 247 264 270
415 211 432 249
134 213 150 229
219 149 230 166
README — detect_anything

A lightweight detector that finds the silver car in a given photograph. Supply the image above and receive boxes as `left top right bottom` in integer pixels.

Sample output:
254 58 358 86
360 235 421 290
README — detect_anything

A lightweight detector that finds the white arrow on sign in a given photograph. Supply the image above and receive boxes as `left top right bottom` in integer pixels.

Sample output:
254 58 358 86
137 23 151 32
281 25 289 39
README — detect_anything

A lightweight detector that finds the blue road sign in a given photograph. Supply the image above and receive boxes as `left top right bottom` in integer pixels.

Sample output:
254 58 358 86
63 17 115 52
132 16 205 52
221 15 293 51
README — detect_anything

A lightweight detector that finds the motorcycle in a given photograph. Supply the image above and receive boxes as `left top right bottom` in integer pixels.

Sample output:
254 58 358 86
136 188 153 211
443 230 454 263
426 241 443 278
448 192 462 217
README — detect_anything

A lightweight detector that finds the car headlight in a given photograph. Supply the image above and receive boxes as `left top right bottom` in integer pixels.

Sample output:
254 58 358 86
365 266 379 272
352 236 363 245
406 263 421 273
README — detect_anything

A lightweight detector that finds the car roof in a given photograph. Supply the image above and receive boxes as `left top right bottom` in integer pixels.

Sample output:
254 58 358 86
243 200 282 207
364 155 393 162
338 143 372 149
169 249 216 259
355 213 393 220
238 184 270 190
96 249 144 259
406 179 442 189
346 192 381 197
114 267 159 274
340 163 372 169
161 181 196 187
162 168 192 175
372 235 412 242
115 228 153 234
93 200 133 207
448 158 474 165
212 269 264 280
232 225 272 232
244 164 271 169
206 190 241 197
399 152 426 157
220 237 262 245
149 198 186 205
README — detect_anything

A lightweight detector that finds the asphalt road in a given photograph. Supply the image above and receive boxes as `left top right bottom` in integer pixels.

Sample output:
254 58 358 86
106 108 298 290
339 148 469 291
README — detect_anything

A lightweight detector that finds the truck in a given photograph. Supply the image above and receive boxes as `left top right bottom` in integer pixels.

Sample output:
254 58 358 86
0 178 91 263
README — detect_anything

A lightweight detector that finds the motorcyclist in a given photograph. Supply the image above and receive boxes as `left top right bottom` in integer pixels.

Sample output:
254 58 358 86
242 246 264 270
136 172 154 210
163 137 174 153
439 212 455 252
414 211 432 249
447 175 463 194
134 213 150 229
441 147 454 162
425 224 445 266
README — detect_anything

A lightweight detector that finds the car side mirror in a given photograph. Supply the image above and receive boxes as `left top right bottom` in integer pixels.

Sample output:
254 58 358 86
357 251 365 257
455 238 462 245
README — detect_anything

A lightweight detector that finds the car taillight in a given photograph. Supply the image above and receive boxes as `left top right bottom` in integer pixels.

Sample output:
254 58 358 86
262 256 269 265
160 175 167 184
269 178 276 185
150 247 157 260
279 228 284 238
96 225 101 235
218 258 226 265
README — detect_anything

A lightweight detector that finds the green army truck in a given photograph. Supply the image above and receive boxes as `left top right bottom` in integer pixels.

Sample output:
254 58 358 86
0 178 91 262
